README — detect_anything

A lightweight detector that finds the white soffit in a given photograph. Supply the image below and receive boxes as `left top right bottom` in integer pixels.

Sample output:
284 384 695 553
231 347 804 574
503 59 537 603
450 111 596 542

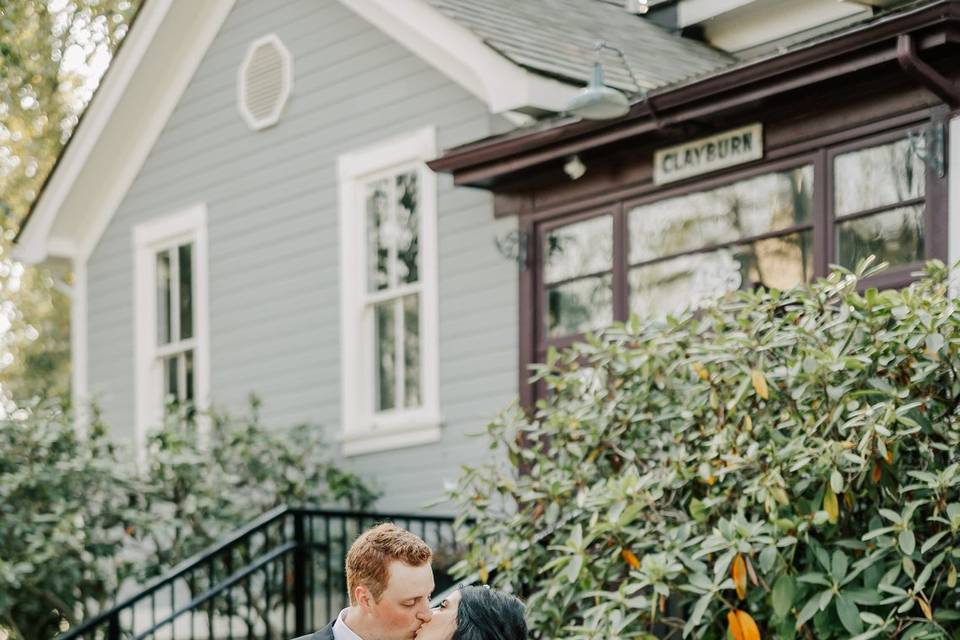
337 0 579 114
15 0 236 264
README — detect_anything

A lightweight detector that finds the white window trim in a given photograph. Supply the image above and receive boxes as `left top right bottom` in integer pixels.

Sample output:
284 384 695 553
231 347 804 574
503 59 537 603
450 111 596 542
133 203 211 461
337 127 442 456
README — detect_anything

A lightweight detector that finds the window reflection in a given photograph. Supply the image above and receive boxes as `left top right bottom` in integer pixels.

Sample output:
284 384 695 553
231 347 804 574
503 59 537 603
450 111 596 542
544 215 612 284
629 232 813 317
834 138 924 217
629 166 812 264
547 274 613 338
837 205 923 269
543 215 613 338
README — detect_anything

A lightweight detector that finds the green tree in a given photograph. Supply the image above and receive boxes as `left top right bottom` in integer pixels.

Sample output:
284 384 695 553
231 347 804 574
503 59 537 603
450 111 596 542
451 259 960 640
0 0 140 414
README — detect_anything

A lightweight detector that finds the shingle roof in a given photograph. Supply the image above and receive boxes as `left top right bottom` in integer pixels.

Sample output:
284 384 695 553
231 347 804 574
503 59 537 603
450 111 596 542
424 0 734 93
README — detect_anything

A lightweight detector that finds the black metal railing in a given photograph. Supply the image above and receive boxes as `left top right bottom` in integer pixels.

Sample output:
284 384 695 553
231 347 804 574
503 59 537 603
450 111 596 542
59 507 459 640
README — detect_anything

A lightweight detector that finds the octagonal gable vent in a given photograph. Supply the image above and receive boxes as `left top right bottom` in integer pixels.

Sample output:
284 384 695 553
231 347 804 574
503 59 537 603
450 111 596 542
238 34 293 131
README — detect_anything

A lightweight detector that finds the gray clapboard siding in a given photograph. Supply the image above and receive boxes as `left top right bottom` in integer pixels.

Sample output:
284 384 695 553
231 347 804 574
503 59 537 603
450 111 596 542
85 0 517 511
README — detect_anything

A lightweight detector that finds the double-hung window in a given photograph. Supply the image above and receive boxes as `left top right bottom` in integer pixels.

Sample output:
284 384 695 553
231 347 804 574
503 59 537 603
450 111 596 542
338 128 441 456
134 204 210 453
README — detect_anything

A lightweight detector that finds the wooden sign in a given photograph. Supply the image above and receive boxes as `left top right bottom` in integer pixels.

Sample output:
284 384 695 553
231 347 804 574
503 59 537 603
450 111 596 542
654 123 763 185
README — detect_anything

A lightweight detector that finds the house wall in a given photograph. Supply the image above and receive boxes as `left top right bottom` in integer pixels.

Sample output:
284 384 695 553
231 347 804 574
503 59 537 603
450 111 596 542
85 0 518 512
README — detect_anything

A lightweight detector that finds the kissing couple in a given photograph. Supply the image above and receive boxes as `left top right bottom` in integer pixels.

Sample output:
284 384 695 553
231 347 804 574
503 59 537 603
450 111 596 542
293 523 527 640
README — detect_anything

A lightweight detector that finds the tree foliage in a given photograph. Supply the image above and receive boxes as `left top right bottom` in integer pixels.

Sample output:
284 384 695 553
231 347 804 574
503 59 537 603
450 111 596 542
0 399 378 640
451 260 960 640
0 0 140 414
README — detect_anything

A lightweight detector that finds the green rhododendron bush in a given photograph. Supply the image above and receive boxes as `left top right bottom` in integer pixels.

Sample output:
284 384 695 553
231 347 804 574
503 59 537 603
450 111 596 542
451 260 960 640
0 398 378 640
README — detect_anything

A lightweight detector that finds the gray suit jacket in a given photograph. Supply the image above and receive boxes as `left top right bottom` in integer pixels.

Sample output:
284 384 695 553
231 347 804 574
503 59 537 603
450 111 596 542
291 620 335 640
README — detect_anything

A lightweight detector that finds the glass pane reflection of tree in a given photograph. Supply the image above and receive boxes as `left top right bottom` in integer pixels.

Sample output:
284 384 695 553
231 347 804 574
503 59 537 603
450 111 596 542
629 166 813 263
837 205 924 269
834 138 924 217
544 215 613 337
630 232 813 318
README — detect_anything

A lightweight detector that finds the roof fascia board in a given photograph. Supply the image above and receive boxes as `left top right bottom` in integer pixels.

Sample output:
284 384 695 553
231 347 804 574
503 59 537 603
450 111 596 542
14 0 174 264
430 1 960 186
73 0 236 264
676 0 754 27
336 0 579 113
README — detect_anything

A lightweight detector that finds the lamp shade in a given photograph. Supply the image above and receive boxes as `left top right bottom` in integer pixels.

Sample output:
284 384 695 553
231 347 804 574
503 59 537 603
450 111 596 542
567 61 630 120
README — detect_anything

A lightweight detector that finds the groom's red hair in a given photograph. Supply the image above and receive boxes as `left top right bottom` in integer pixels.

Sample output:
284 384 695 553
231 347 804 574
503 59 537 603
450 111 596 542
346 523 432 604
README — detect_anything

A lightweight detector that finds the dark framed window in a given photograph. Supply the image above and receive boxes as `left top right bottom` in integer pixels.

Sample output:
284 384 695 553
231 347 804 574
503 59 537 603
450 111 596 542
522 119 947 400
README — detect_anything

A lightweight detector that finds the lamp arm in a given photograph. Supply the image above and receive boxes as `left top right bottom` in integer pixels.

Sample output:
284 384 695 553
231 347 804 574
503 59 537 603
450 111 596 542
593 40 645 96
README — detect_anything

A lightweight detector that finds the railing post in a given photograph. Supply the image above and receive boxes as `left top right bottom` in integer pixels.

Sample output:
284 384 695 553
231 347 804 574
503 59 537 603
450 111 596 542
107 611 121 640
293 510 308 637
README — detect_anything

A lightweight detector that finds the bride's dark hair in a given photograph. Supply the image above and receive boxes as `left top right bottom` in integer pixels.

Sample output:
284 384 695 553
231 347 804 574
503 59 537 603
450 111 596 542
452 586 526 640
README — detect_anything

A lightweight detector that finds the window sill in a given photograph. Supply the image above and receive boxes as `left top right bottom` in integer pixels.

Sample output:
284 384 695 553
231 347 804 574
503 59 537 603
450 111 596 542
340 414 443 457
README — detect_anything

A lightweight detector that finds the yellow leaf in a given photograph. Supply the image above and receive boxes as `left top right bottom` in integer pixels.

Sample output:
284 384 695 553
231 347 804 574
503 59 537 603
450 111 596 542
727 610 743 640
743 415 753 433
728 609 760 640
823 487 839 524
917 596 933 621
948 562 957 588
871 462 883 484
885 448 894 464
692 362 709 381
751 369 769 400
732 554 748 600
621 548 641 570
737 610 761 640
478 564 489 584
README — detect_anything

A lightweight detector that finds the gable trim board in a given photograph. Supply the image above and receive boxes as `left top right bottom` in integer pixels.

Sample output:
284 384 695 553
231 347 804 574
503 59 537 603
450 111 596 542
14 0 238 266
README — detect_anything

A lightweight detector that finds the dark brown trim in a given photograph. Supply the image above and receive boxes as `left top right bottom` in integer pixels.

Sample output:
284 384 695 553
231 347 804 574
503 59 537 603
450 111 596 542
525 153 818 225
429 1 960 188
897 33 960 107
833 198 926 224
518 216 536 409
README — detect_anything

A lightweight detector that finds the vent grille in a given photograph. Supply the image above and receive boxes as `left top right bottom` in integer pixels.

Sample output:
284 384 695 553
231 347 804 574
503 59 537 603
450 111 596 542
238 34 292 131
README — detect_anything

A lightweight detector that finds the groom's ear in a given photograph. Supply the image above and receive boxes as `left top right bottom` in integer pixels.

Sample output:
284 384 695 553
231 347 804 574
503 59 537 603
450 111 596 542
354 584 373 610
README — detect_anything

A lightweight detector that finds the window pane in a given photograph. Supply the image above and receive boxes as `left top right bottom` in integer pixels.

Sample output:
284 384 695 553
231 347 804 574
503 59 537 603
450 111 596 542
163 354 179 404
834 138 924 217
366 179 390 292
544 215 613 284
547 274 613 338
629 231 813 317
629 166 813 264
403 294 420 408
178 243 193 341
156 250 172 345
836 205 924 269
396 171 419 285
185 350 194 404
374 301 396 411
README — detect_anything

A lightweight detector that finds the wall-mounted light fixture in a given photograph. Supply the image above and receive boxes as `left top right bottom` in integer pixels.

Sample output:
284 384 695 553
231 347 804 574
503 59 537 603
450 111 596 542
624 0 649 14
563 154 587 180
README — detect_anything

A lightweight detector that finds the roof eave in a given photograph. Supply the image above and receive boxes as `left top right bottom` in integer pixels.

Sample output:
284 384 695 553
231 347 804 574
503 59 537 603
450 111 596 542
429 0 960 188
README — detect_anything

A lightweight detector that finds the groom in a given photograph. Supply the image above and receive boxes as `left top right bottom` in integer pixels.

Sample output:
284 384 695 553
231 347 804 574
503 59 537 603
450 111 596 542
293 522 435 640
